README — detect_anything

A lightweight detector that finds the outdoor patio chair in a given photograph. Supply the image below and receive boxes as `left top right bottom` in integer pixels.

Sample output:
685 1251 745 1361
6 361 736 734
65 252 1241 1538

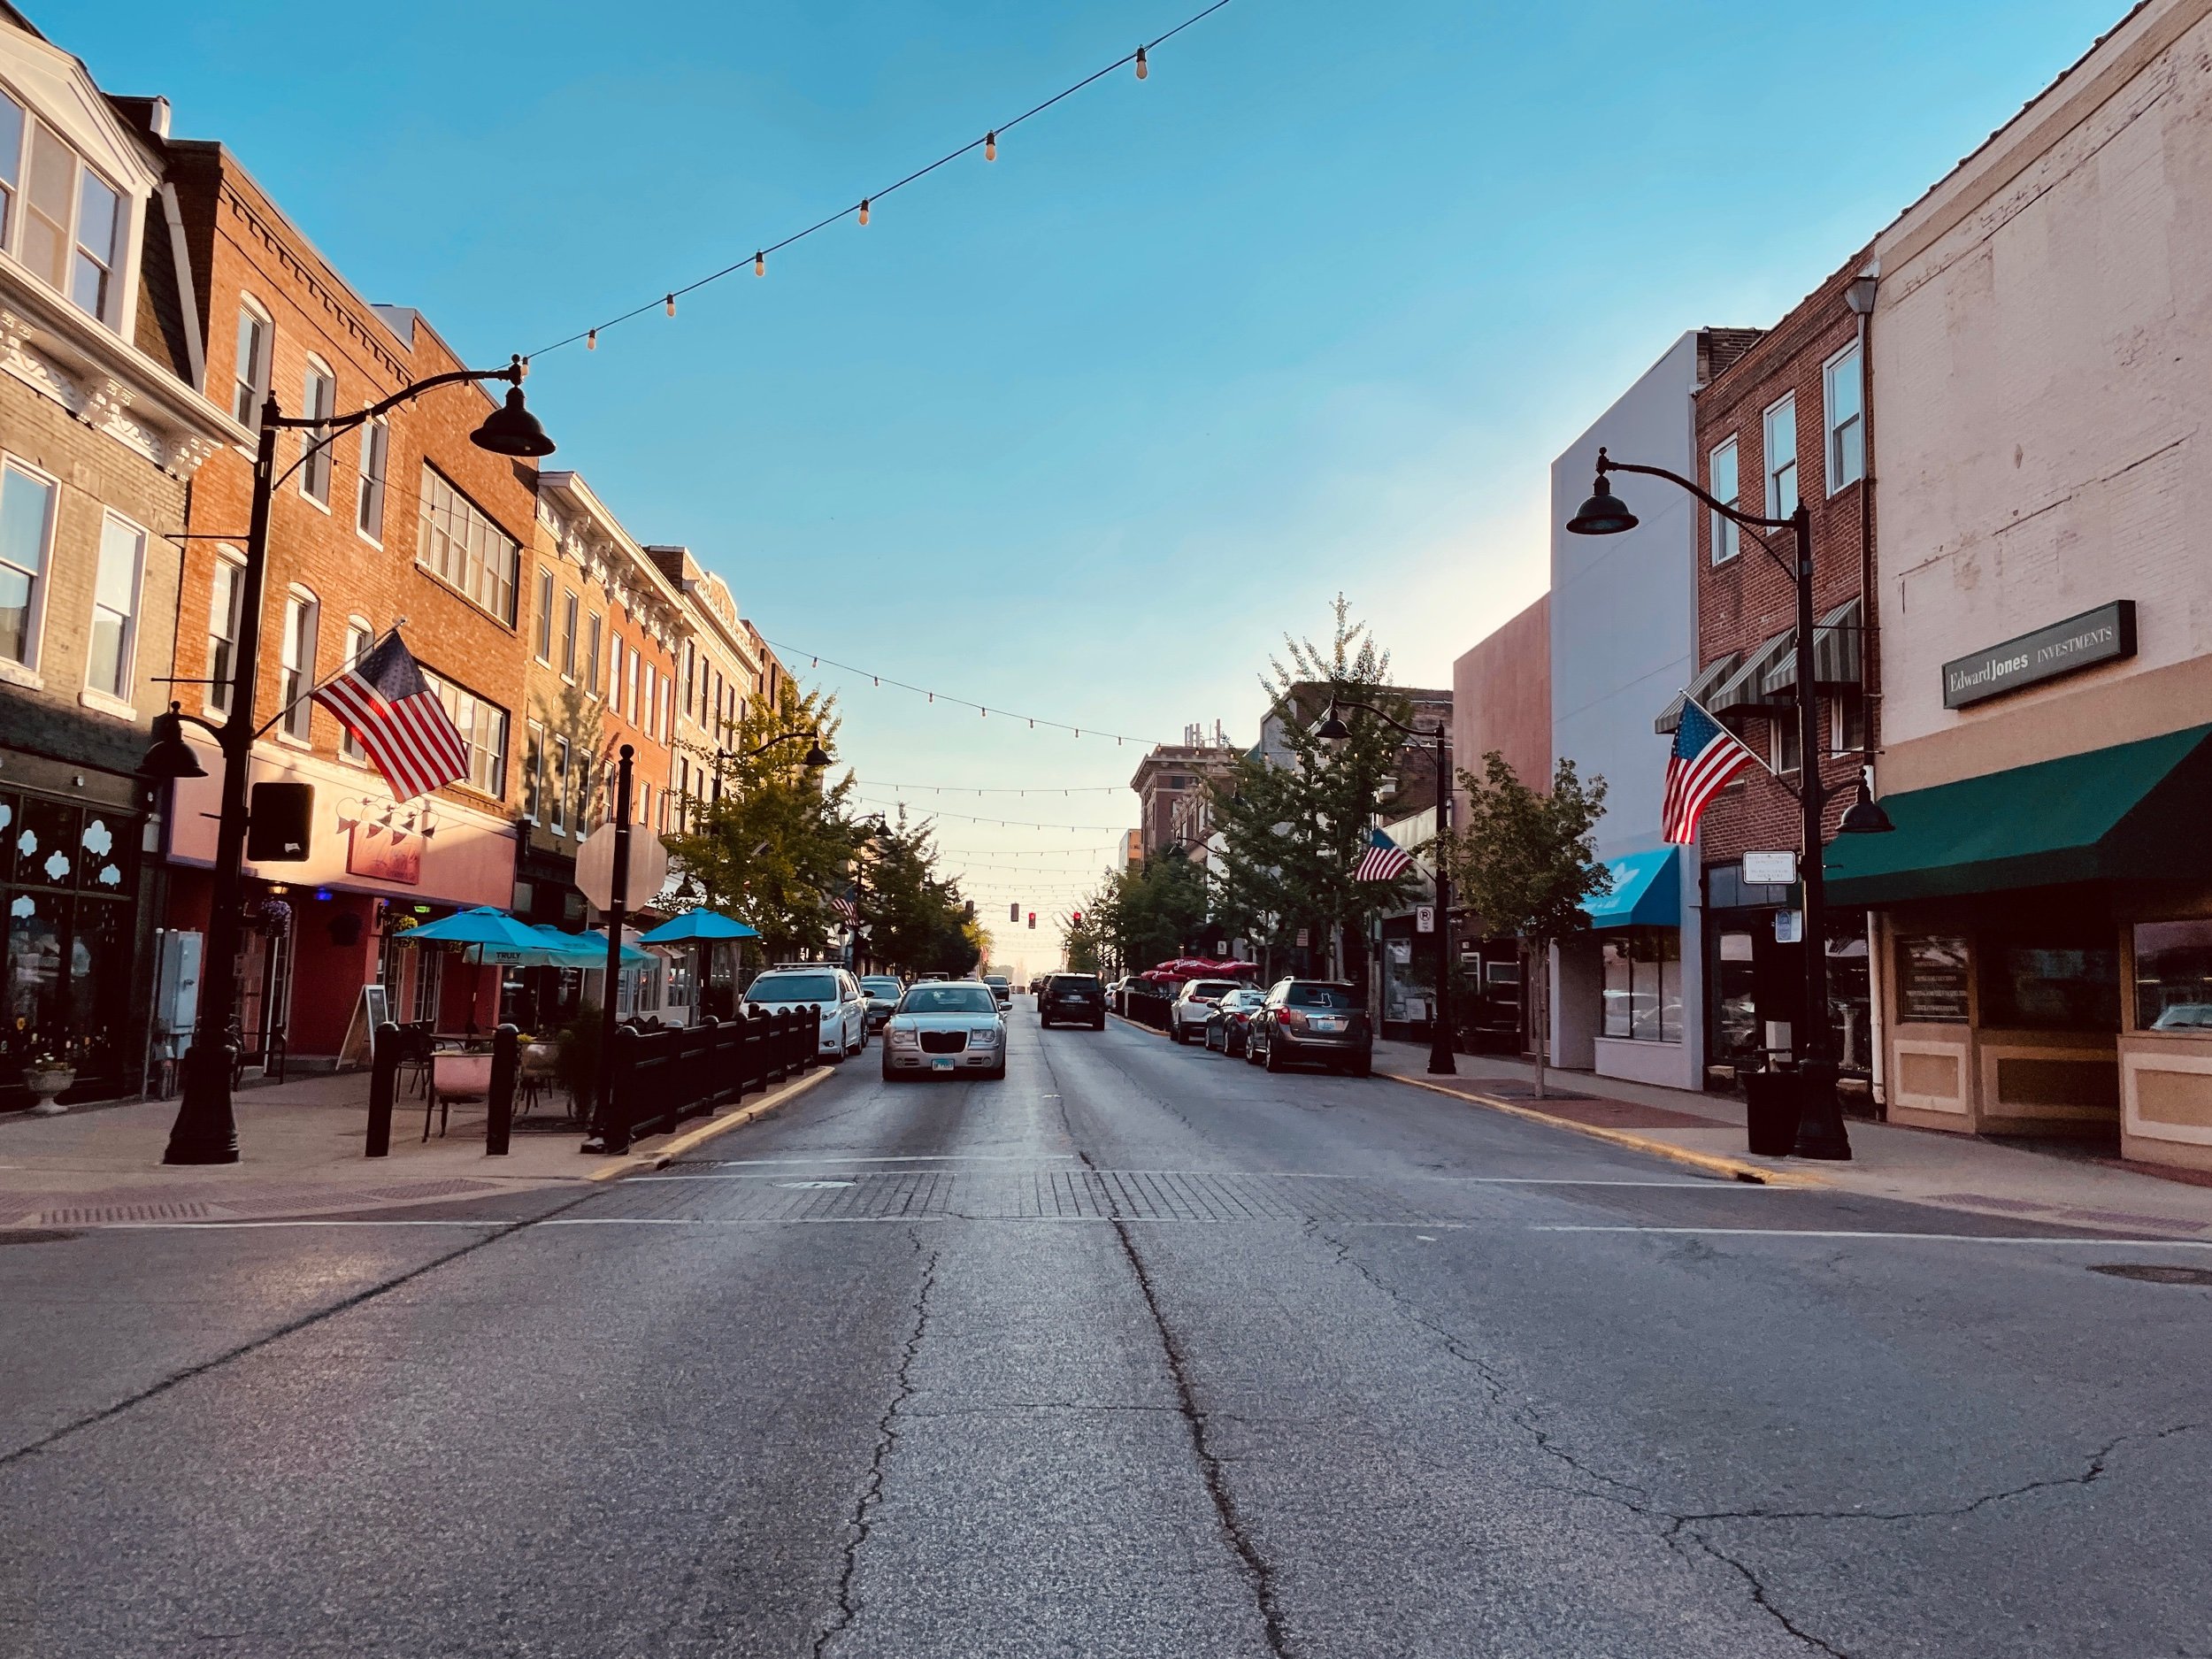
425 1048 494 1141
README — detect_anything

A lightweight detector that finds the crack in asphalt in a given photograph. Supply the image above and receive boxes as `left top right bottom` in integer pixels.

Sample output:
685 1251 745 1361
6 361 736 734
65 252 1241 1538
811 1226 937 1659
1313 1225 2206 1658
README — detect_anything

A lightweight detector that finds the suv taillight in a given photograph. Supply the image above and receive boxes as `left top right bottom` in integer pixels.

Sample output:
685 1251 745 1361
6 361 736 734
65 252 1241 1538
1277 1008 1306 1030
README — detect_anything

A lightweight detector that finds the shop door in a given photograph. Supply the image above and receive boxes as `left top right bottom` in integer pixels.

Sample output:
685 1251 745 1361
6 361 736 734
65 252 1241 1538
236 919 295 1061
0 790 142 1100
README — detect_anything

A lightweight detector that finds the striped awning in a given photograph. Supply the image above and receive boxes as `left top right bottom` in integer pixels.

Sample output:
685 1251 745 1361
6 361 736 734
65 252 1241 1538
1709 632 1795 717
1654 652 1742 735
1762 598 1865 697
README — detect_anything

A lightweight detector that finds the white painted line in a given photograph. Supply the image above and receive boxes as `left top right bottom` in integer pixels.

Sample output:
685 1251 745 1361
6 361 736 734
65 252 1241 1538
691 1154 1082 1166
1535 1226 2212 1246
64 1219 507 1232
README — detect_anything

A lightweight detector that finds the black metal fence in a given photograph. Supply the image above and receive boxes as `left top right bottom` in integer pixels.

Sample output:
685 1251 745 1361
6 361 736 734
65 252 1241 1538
366 1004 823 1158
1122 987 1171 1030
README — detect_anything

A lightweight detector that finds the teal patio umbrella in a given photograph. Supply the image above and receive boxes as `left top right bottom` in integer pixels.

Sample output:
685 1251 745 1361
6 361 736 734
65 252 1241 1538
639 909 758 1021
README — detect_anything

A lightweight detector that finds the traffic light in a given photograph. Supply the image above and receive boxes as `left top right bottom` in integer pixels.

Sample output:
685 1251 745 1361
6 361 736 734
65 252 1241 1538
1010 902 1020 923
1027 911 1037 929
1071 910 1083 927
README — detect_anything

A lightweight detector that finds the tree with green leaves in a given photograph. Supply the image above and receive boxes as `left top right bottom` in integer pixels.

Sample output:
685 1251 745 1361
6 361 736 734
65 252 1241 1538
1085 851 1210 973
1209 597 1420 984
665 678 857 964
1436 750 1609 1098
856 815 985 979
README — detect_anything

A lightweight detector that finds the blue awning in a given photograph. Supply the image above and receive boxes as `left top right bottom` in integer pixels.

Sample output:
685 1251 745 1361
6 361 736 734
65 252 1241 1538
1581 846 1680 929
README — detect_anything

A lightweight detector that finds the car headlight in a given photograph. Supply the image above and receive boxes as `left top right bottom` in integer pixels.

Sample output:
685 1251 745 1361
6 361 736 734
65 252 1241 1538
972 1025 1002 1041
889 1027 918 1048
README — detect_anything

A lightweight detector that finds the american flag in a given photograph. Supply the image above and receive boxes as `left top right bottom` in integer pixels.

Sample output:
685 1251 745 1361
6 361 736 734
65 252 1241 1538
1354 825 1412 882
311 632 471 803
1663 697 1763 844
830 893 858 923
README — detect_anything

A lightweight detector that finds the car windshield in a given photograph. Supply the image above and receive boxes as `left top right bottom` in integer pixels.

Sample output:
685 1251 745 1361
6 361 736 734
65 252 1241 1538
747 972 838 1003
901 984 998 1015
1286 983 1358 1010
1220 989 1260 1008
1187 980 1239 1000
985 977 1009 987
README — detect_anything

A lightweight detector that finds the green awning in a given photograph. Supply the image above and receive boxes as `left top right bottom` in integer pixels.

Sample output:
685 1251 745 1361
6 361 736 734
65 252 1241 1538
1825 724 2212 907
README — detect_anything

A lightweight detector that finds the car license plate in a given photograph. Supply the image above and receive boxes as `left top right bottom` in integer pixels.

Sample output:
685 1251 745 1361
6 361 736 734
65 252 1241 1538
1311 1018 1343 1032
933 1057 955 1071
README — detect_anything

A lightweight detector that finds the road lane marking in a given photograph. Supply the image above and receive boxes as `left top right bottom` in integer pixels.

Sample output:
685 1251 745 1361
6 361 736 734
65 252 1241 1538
689 1154 1081 1166
1536 1226 2212 1245
641 1169 1762 1186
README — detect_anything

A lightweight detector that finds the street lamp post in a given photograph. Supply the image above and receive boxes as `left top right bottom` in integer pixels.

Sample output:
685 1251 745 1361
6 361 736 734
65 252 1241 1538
849 813 889 975
142 359 554 1165
1566 447 1888 1161
1315 698 1456 1076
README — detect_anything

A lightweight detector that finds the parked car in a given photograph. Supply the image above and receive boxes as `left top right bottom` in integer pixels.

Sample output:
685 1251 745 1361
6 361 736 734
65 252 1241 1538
1168 979 1244 1043
984 975 1013 1007
858 975 904 1030
881 979 1007 1080
1202 987 1268 1056
1245 979 1371 1075
1040 972 1106 1029
744 966 869 1059
1027 977 1043 996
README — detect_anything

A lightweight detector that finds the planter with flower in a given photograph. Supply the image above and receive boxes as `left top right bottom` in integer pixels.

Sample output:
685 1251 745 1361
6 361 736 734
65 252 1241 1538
22 1046 75 1114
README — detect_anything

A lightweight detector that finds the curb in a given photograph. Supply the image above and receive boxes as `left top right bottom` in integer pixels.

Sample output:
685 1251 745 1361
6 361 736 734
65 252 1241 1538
585 1064 836 1183
1380 1071 1824 1187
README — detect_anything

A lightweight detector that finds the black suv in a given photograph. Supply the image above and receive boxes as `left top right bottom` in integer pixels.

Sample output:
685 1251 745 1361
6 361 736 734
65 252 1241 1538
1039 973 1107 1030
1246 979 1372 1075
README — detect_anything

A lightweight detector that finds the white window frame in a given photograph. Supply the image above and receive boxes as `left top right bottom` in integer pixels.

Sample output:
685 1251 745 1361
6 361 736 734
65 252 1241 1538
83 507 147 709
1763 394 1798 519
585 611 603 699
414 464 518 625
232 297 273 433
1708 437 1740 566
560 589 578 680
0 86 21 259
1772 711 1801 778
550 735 570 836
339 617 373 762
4 108 128 331
355 417 388 545
0 453 58 679
1824 343 1864 494
626 645 639 723
419 667 511 800
280 587 319 745
524 718 546 823
205 546 245 716
299 356 337 508
533 565 554 664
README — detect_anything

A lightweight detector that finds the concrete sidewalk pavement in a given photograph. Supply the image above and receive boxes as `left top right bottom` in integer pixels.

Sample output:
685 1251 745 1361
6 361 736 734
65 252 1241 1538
1372 1039 2212 1240
0 1063 830 1227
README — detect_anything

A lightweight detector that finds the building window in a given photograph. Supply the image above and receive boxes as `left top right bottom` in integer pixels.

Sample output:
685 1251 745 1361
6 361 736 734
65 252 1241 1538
232 302 272 430
415 465 518 625
1772 712 1801 777
356 419 388 543
1708 438 1740 565
560 590 578 679
625 642 639 720
1830 693 1867 757
0 458 55 666
550 736 570 836
205 551 244 714
0 89 19 248
2132 920 2212 1031
340 619 373 760
524 720 545 821
1763 395 1798 518
87 511 145 700
682 641 695 718
533 566 554 663
1824 344 1864 492
1978 926 2119 1033
280 590 318 742
419 669 510 798
585 612 603 697
642 662 656 737
298 358 337 505
1601 926 1680 1042
9 115 124 326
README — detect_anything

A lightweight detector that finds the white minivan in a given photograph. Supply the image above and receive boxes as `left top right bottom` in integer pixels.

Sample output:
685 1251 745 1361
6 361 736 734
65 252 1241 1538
743 967 869 1059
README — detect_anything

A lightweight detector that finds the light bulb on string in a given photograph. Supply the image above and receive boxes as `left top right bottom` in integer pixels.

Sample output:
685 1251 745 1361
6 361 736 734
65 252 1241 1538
1135 46 1148 79
858 198 871 227
985 131 997 161
664 295 676 318
587 328 597 350
755 251 766 277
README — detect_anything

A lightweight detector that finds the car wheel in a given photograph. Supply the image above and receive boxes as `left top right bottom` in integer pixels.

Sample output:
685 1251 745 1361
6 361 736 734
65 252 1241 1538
1348 1053 1371 1078
1092 1017 1104 1030
1263 1041 1286 1073
1170 1023 1185 1044
881 1061 898 1082
987 1060 1007 1080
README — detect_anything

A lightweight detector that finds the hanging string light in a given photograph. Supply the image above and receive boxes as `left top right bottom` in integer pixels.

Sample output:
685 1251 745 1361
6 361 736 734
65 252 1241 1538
525 0 1232 361
770 637 1176 748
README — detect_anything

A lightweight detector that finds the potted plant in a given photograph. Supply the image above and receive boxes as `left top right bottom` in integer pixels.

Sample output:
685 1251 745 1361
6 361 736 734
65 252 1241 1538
22 1045 75 1115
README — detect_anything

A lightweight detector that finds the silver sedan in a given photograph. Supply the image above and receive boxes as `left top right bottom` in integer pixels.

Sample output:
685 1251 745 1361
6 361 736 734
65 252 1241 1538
880 980 1008 1081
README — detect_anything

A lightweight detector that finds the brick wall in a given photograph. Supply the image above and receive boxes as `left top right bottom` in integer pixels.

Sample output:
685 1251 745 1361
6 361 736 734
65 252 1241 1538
1693 250 1876 865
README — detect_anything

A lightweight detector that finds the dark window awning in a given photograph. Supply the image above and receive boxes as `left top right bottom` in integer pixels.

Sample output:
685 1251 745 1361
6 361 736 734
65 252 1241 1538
1824 725 2212 907
1655 654 1741 736
1763 597 1865 698
1709 631 1794 718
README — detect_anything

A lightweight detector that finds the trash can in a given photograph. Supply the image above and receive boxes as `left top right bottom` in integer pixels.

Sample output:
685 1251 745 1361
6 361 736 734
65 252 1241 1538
1742 1067 1801 1157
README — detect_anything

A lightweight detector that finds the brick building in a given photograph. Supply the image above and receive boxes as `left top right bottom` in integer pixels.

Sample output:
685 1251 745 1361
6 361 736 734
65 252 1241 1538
138 121 545 1064
1678 253 1875 1085
0 22 238 1105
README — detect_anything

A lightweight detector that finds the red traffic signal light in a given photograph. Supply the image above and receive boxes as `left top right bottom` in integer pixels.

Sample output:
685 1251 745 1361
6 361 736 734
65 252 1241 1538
1027 911 1037 929
1071 910 1083 926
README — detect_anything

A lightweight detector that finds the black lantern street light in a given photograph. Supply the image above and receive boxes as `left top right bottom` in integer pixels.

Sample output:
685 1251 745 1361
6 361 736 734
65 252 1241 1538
142 358 554 1165
1315 698 1456 1077
1566 447 1890 1161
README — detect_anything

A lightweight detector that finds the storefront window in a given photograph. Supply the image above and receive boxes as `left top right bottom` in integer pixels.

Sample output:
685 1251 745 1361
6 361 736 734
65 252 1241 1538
1896 934 1970 1024
1601 926 1680 1041
1715 932 1757 1061
0 787 139 1087
2133 919 2212 1031
1979 929 2119 1032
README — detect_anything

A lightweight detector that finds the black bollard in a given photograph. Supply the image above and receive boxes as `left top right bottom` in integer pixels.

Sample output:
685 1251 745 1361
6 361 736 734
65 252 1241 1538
365 1021 400 1158
487 1024 518 1157
600 1024 636 1155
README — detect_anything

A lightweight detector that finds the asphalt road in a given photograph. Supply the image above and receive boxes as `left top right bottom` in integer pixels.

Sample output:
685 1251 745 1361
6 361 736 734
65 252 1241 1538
4 1006 2209 1658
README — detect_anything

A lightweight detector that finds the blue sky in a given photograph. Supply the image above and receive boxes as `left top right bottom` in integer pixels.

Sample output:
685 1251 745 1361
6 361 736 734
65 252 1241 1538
64 0 2123 970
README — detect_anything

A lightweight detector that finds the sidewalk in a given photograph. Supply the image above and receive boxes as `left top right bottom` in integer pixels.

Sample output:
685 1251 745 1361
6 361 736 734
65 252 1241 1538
0 1064 828 1227
1371 1039 2212 1240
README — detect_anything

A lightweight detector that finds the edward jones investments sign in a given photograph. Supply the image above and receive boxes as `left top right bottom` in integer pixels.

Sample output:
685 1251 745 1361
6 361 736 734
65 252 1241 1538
1942 601 2137 709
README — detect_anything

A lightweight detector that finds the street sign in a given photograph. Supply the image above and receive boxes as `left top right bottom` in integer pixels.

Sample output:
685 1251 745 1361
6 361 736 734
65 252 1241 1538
1774 909 1803 943
1415 904 1436 934
574 823 670 911
1743 850 1799 887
